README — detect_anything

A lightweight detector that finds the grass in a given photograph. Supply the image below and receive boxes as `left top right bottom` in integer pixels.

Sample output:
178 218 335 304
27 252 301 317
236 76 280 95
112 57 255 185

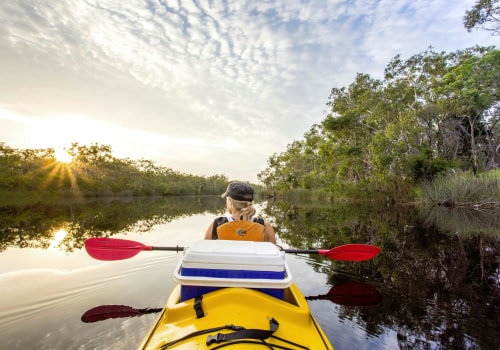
417 169 500 205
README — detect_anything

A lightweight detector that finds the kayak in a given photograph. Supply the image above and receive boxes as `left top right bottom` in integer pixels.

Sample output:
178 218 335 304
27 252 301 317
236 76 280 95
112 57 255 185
84 238 379 349
138 282 333 349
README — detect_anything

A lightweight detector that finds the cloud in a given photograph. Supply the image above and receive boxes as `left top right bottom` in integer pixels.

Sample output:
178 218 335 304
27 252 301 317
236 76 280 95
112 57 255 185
0 0 497 181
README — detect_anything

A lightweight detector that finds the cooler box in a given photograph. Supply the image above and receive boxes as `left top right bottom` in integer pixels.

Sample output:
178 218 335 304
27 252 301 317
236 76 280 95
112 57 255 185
173 240 292 302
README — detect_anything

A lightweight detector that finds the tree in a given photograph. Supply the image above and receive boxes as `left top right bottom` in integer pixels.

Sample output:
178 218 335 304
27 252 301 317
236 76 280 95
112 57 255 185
463 0 500 35
437 47 500 173
322 73 384 184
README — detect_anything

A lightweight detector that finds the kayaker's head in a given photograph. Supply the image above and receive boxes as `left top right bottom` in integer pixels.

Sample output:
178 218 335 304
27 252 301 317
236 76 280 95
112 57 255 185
221 182 254 201
221 182 256 220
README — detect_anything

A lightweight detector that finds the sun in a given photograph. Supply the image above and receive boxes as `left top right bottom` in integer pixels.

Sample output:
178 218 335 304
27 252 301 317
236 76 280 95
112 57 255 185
54 148 73 163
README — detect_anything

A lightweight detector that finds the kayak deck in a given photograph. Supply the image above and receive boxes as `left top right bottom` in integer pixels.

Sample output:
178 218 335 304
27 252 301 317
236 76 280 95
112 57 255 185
138 283 333 349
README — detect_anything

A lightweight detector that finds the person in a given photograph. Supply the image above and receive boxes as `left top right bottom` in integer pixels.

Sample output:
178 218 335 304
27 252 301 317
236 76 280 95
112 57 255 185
204 182 277 244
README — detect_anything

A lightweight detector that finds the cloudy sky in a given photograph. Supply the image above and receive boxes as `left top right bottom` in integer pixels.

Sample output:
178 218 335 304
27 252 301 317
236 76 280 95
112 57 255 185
0 0 497 182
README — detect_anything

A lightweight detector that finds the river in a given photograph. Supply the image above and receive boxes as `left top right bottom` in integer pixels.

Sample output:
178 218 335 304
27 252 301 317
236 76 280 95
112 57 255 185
0 196 498 349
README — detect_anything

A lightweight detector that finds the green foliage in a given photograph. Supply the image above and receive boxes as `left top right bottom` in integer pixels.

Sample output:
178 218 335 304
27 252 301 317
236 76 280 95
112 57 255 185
259 46 500 202
0 142 231 197
417 169 500 204
409 149 456 181
463 0 500 35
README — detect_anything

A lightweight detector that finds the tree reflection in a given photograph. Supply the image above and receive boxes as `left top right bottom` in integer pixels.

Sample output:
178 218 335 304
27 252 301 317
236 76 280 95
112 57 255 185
0 196 226 252
1 196 498 349
262 201 500 350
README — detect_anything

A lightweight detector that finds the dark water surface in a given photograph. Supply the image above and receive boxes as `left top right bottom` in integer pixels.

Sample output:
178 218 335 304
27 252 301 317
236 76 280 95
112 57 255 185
0 196 498 349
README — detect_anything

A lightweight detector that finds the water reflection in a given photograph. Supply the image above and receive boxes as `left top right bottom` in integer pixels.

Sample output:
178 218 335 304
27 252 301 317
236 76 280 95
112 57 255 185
0 196 499 349
263 200 500 350
81 305 163 323
420 205 500 236
305 282 382 306
0 196 226 252
49 228 70 248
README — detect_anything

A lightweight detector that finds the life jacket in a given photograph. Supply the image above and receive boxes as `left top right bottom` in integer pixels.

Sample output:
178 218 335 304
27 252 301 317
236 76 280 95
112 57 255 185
211 217 266 242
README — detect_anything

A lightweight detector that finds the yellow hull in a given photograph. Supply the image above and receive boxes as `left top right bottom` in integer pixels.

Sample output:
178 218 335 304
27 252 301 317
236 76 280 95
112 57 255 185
139 283 333 349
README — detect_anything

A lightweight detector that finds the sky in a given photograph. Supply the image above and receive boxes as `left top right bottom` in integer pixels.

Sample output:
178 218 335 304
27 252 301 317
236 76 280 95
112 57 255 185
0 0 498 182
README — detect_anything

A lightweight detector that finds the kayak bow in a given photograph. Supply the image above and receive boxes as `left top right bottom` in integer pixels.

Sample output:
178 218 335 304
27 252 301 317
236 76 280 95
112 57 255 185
138 283 333 349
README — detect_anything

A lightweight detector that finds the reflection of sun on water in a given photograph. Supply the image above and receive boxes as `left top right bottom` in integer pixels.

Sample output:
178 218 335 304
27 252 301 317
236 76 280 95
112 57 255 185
49 228 70 248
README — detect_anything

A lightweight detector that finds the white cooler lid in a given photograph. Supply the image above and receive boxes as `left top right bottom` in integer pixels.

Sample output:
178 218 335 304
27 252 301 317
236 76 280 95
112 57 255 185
181 240 285 269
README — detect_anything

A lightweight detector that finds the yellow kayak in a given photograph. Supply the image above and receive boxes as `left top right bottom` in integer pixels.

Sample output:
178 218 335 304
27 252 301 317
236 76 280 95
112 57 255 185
83 238 380 349
138 283 333 350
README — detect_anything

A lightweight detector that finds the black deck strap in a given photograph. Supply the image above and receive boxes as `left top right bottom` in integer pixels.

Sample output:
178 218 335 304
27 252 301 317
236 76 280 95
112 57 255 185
194 295 205 319
159 325 245 349
206 318 279 346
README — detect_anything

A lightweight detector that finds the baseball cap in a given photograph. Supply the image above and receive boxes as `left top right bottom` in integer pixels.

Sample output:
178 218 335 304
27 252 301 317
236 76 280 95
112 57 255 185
221 182 254 201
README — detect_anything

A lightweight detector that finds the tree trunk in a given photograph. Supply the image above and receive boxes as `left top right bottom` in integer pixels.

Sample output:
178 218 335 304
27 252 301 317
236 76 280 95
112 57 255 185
468 115 479 175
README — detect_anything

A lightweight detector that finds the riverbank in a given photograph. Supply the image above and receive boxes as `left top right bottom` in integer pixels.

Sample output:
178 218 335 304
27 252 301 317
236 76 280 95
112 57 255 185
415 169 500 208
265 169 500 209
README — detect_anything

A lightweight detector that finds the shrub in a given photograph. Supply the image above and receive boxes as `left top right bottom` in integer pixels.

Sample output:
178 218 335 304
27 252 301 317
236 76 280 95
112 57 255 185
409 149 455 182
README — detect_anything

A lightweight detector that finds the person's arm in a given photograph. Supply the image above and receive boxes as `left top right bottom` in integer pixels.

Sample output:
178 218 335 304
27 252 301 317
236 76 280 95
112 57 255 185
204 222 214 240
264 221 276 244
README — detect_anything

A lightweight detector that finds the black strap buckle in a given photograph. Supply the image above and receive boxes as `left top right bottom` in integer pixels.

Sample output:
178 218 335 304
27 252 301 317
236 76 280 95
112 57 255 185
206 318 279 346
206 333 225 345
194 295 205 319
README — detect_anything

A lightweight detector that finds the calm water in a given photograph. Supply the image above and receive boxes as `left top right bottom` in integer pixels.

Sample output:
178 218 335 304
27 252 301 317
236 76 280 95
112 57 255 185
0 196 498 350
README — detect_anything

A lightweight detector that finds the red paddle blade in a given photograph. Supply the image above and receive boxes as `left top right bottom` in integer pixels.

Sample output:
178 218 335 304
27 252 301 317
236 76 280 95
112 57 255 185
321 244 380 261
81 305 162 323
85 237 151 261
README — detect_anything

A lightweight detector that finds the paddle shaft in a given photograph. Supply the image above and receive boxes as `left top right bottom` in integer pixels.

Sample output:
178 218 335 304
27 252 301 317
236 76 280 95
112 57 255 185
131 246 326 255
150 246 184 252
283 249 327 254
153 247 322 254
149 247 357 256
155 247 321 253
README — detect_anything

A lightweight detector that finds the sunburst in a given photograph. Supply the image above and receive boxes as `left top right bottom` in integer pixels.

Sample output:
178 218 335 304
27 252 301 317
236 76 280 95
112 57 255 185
37 158 82 196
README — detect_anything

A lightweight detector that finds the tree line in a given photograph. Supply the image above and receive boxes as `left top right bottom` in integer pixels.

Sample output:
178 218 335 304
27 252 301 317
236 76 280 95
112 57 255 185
0 142 232 197
258 1 500 200
259 46 499 198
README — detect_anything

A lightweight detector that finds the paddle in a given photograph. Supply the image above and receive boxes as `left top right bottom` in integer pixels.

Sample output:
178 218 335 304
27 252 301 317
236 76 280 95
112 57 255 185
84 238 183 261
305 282 382 306
81 282 381 323
85 238 381 262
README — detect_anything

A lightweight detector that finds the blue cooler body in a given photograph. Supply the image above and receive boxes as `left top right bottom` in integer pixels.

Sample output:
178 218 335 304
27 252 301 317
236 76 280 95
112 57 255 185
173 240 292 302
